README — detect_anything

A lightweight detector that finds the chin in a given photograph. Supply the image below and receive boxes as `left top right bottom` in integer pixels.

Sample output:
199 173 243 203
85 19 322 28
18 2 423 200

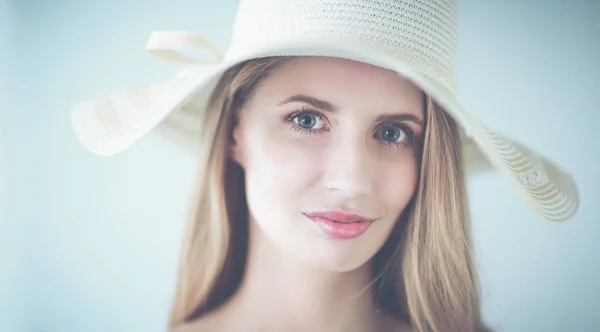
298 250 374 272
251 209 395 272
286 228 388 273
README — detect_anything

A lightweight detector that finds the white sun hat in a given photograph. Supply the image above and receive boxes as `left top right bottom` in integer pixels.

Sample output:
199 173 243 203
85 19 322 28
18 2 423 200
70 0 579 222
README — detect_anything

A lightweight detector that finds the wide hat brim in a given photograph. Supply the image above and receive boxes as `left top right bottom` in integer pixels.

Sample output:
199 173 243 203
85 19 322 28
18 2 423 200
71 35 579 222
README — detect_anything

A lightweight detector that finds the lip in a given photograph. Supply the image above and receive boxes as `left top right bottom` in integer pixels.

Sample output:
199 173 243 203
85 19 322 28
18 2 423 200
304 210 375 239
304 210 375 223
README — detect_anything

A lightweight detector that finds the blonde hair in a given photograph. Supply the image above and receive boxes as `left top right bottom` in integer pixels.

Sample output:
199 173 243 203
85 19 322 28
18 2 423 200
164 57 491 332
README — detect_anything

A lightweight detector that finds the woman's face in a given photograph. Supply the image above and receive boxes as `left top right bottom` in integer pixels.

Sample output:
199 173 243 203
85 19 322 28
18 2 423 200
230 57 424 271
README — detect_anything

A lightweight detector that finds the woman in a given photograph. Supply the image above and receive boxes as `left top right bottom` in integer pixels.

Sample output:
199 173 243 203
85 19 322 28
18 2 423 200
70 1 579 331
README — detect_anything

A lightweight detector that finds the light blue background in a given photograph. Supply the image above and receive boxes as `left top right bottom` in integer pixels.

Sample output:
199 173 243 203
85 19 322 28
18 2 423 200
3 1 599 331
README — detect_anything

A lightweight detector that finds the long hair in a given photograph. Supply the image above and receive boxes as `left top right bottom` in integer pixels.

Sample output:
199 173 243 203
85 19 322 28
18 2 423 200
164 56 491 332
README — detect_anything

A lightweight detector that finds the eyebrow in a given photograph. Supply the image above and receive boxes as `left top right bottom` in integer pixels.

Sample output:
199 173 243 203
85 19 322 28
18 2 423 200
278 93 423 127
278 94 337 112
376 113 423 127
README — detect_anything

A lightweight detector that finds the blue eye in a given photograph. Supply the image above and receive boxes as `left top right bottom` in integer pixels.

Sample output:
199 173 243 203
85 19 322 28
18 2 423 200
295 113 318 128
291 111 326 130
376 125 407 143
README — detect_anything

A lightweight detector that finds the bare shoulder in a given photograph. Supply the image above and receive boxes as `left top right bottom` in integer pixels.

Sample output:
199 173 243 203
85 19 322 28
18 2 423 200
169 308 411 332
378 311 413 332
167 311 224 332
167 320 215 332
167 320 209 332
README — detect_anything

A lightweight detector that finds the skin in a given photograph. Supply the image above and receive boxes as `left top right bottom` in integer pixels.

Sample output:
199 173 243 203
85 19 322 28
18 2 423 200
176 56 425 332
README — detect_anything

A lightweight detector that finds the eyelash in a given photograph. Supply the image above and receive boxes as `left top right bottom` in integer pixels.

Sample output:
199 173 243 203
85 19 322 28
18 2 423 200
283 108 417 150
284 107 325 136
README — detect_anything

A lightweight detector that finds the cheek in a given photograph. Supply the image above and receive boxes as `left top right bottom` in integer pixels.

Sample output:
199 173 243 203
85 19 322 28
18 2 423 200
377 156 420 218
242 126 323 202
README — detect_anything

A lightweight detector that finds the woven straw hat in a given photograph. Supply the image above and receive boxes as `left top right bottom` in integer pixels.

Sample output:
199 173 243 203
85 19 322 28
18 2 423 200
70 0 579 222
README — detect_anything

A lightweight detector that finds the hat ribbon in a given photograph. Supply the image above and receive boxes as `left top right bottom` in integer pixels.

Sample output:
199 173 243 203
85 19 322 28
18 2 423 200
145 31 224 65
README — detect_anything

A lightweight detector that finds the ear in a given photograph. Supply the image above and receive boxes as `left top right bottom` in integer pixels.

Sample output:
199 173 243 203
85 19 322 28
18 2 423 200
228 121 245 166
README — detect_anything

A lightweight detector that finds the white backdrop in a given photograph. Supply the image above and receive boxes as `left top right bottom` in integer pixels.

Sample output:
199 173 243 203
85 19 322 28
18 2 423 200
4 1 600 331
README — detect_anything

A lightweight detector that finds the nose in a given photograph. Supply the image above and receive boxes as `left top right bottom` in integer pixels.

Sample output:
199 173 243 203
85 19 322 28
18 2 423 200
322 133 374 199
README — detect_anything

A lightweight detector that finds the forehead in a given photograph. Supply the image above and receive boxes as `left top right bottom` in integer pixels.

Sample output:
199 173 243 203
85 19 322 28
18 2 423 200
251 56 424 117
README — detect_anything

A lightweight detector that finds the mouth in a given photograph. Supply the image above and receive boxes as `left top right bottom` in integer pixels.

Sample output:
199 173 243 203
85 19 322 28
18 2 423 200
303 210 375 240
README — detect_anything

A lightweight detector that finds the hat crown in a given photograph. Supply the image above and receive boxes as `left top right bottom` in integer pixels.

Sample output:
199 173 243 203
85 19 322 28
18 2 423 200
230 0 458 90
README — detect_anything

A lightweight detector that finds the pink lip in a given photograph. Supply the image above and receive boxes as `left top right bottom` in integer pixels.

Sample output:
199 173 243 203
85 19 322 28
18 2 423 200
304 211 375 239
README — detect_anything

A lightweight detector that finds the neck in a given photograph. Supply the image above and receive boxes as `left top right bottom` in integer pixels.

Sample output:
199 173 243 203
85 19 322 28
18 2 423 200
220 218 381 332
